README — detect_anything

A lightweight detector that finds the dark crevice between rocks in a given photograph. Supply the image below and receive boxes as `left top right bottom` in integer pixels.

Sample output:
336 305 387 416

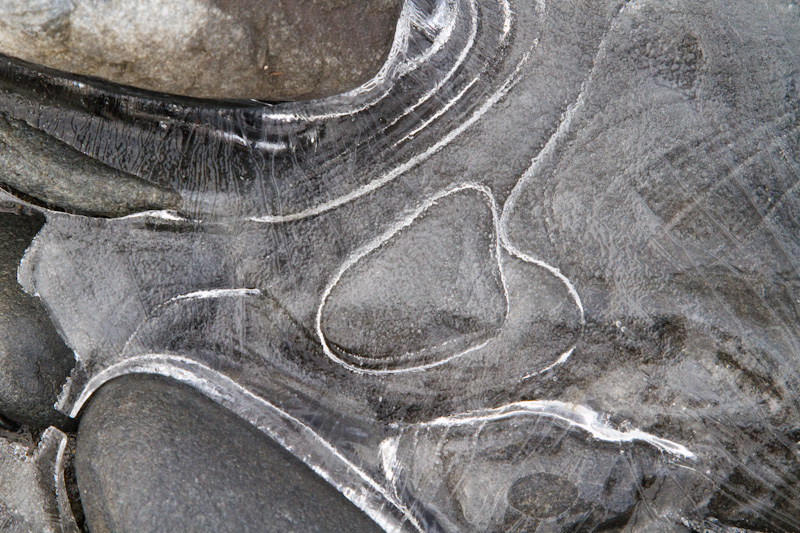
63 435 88 532
0 182 79 219
0 411 19 432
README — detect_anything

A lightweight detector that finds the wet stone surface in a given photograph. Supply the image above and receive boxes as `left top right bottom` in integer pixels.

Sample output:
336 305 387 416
0 0 402 100
0 210 73 429
76 374 382 533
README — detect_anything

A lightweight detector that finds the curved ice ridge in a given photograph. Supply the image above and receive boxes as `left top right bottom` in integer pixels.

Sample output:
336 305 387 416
248 0 519 223
54 431 79 533
317 183 584 376
67 354 425 533
500 0 646 239
494 2 649 340
165 288 262 304
260 0 486 124
116 210 189 222
409 400 696 459
118 288 263 359
317 184 507 373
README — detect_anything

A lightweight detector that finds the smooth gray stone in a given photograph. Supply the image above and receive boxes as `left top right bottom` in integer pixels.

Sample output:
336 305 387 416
0 0 402 101
75 374 382 533
0 210 73 429
0 114 181 217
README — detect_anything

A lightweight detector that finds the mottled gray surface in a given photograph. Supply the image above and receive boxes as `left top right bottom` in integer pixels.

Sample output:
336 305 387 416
389 417 657 531
0 114 181 217
0 0 797 531
321 188 507 370
0 0 402 100
75 374 382 533
0 210 72 429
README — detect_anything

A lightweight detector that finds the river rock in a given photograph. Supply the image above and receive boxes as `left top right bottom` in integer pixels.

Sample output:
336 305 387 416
75 374 382 533
0 0 402 100
0 210 73 429
0 114 182 217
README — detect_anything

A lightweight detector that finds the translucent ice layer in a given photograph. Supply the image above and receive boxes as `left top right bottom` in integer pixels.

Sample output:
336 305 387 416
0 0 799 530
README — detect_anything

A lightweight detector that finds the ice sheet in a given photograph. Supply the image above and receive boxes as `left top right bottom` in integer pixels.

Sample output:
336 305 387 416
1 0 799 530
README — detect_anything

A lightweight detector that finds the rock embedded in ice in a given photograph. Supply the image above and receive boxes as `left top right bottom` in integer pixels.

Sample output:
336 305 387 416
75 374 382 533
320 187 506 372
0 114 182 217
0 0 402 100
0 427 76 532
0 211 73 429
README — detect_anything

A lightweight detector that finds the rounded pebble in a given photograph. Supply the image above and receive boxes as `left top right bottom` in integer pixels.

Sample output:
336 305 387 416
76 373 383 533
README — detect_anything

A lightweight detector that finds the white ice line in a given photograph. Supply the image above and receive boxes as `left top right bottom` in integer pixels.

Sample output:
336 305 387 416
317 182 580 377
384 0 479 136
219 131 288 153
398 0 461 76
69 354 424 533
119 288 262 359
166 288 262 304
497 81 586 236
379 437 401 486
418 400 697 459
116 210 190 222
322 0 509 167
260 2 411 123
54 435 67 491
261 0 459 124
500 0 512 39
499 0 644 236
501 240 585 327
495 0 648 333
393 15 536 150
536 0 546 18
521 346 574 380
392 75 480 147
316 184 508 374
54 432 80 533
250 50 531 224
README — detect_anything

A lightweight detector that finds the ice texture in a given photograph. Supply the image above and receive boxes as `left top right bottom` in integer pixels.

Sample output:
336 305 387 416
0 427 78 532
0 0 799 530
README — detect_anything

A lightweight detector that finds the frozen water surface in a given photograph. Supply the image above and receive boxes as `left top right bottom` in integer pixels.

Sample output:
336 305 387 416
0 0 800 530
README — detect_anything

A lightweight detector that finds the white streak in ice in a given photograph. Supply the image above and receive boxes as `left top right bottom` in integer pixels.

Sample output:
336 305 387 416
419 400 696 459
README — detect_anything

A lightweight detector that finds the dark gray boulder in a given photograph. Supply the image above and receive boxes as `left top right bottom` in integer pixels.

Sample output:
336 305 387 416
0 210 73 429
75 374 382 533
